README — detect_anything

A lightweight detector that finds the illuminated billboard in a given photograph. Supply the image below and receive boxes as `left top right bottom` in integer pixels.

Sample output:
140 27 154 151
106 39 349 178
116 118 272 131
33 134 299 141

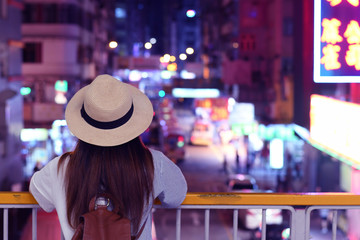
314 0 360 82
310 94 360 167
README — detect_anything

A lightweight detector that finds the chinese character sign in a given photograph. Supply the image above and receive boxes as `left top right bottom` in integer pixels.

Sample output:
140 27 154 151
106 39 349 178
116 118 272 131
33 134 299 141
314 0 360 82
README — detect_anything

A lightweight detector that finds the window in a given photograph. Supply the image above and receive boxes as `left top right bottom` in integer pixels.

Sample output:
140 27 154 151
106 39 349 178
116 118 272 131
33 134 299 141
23 3 80 24
283 17 293 36
34 4 44 22
0 59 6 78
44 4 58 23
23 4 34 23
282 57 293 75
0 0 7 19
23 43 42 63
22 4 43 22
240 34 256 51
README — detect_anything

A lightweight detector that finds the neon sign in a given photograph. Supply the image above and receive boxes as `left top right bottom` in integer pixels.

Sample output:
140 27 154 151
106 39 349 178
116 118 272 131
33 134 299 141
314 0 360 82
326 0 359 7
309 94 360 166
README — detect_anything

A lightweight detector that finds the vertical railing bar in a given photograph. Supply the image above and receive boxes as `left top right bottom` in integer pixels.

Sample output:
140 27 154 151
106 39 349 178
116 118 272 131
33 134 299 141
176 208 181 240
205 209 210 240
261 209 266 240
233 209 238 240
332 210 338 240
293 208 306 240
305 207 313 240
289 207 296 240
32 208 37 240
3 208 8 240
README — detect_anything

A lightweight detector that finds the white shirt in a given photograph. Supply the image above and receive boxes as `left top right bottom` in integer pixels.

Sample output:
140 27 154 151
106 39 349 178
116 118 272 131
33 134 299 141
30 149 187 240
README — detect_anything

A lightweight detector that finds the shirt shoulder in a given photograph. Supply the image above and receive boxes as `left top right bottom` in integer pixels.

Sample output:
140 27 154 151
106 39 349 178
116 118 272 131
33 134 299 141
29 156 66 212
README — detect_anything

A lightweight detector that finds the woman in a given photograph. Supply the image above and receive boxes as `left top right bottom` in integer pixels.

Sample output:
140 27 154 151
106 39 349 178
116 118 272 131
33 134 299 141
30 74 188 240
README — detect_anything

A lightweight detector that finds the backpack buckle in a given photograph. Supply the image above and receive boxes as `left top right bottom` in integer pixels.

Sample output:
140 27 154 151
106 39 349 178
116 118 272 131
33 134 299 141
95 197 110 208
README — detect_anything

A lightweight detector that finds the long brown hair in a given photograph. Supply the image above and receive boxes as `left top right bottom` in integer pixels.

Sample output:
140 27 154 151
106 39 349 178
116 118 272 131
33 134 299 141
57 136 154 232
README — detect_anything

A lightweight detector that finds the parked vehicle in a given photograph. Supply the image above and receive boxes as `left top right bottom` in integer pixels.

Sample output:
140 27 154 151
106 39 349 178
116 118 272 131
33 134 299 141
226 174 283 231
190 121 214 146
227 174 259 192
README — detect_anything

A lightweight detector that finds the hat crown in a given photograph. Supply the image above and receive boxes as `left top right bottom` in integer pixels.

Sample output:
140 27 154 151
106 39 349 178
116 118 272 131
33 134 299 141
83 75 132 122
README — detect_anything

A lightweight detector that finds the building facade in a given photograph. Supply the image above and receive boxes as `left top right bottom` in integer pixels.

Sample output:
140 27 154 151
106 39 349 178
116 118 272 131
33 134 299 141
201 0 295 124
22 0 115 129
0 0 24 181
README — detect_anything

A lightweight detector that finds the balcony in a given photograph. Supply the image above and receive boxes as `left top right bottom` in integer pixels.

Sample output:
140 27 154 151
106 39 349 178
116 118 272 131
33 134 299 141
2 192 360 240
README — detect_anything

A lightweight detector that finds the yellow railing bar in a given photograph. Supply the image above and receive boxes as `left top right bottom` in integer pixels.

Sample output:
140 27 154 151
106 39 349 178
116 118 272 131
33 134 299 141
180 192 360 206
2 192 360 206
0 192 37 205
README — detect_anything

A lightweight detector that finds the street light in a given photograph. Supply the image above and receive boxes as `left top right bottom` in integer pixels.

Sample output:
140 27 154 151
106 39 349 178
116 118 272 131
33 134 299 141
186 47 194 55
179 53 187 60
144 42 152 49
109 41 118 49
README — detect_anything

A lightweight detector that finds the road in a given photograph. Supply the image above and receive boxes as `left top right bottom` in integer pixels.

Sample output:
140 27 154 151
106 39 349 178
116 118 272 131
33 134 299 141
153 144 349 240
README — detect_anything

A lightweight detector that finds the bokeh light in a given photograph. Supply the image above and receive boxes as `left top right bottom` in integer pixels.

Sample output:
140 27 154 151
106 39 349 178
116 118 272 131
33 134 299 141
163 54 171 62
186 47 194 55
186 9 196 18
109 41 118 49
179 53 187 60
144 42 152 49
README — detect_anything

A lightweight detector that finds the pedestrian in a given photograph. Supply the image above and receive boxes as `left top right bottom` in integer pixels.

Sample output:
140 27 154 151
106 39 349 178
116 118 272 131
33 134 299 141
29 74 188 240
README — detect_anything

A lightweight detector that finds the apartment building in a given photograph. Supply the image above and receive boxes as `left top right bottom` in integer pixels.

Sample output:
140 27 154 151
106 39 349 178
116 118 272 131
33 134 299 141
0 0 24 182
22 0 115 129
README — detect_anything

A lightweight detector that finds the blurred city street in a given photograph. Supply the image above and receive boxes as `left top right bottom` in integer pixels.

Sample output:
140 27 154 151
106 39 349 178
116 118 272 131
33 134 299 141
1 0 360 239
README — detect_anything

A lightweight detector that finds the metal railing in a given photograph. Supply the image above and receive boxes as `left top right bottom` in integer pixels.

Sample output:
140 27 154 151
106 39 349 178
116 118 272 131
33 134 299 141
2 192 360 240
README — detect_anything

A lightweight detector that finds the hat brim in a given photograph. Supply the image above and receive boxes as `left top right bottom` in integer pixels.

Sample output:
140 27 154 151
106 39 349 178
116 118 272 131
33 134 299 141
65 84 153 146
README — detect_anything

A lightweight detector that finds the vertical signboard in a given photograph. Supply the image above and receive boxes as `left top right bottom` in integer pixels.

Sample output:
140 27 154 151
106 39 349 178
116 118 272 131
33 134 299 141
314 0 360 82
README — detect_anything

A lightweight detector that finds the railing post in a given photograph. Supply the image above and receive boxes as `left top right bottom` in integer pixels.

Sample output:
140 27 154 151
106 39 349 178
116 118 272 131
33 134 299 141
32 208 37 240
332 210 338 240
205 209 210 240
261 209 266 240
176 208 181 240
233 209 238 240
293 208 307 240
3 208 8 240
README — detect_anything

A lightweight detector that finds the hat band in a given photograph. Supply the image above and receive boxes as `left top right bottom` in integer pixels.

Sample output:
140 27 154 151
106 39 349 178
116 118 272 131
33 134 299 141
80 102 134 130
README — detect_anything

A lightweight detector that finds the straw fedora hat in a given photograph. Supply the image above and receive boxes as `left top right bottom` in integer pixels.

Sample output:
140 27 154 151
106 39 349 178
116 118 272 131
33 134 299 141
65 74 154 146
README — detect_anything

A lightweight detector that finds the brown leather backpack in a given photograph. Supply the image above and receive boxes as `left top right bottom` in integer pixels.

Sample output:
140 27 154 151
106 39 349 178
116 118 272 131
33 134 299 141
72 193 145 240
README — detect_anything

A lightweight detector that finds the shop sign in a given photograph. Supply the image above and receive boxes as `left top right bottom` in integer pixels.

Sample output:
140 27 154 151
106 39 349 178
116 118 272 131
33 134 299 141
314 0 360 82
32 103 64 122
228 103 254 124
310 94 360 165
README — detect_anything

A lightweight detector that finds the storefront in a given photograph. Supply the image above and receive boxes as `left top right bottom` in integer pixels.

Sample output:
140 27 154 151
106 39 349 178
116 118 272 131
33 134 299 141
21 119 76 178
